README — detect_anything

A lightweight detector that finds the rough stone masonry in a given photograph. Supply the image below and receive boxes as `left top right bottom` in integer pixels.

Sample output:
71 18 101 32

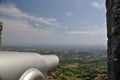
106 0 120 80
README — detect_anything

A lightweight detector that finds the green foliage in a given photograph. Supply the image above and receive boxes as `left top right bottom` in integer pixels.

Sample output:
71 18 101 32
56 53 107 80
64 70 74 76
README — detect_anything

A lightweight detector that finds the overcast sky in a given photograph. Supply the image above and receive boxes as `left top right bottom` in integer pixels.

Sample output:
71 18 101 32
0 0 107 46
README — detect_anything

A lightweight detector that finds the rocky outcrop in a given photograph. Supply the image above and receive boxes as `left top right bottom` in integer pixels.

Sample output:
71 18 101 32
106 0 120 80
0 22 3 47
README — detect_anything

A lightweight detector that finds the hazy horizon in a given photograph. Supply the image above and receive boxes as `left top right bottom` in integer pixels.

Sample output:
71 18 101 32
2 44 107 48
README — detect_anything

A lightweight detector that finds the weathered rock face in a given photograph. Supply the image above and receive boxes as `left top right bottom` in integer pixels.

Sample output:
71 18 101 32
106 0 120 80
0 22 3 47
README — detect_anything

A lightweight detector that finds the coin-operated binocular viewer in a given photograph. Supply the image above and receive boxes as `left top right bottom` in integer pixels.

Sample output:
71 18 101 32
0 51 59 80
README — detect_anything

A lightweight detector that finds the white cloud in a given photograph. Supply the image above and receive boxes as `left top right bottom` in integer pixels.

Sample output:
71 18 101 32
0 3 60 45
65 26 68 29
1 14 107 45
0 4 59 27
65 26 107 45
34 23 41 27
67 13 75 16
67 31 94 35
91 1 104 10
48 18 57 22
1 17 55 45
0 3 107 46
66 25 107 35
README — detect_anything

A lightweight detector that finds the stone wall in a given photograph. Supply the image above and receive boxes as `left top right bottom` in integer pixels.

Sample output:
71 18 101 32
106 0 120 80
